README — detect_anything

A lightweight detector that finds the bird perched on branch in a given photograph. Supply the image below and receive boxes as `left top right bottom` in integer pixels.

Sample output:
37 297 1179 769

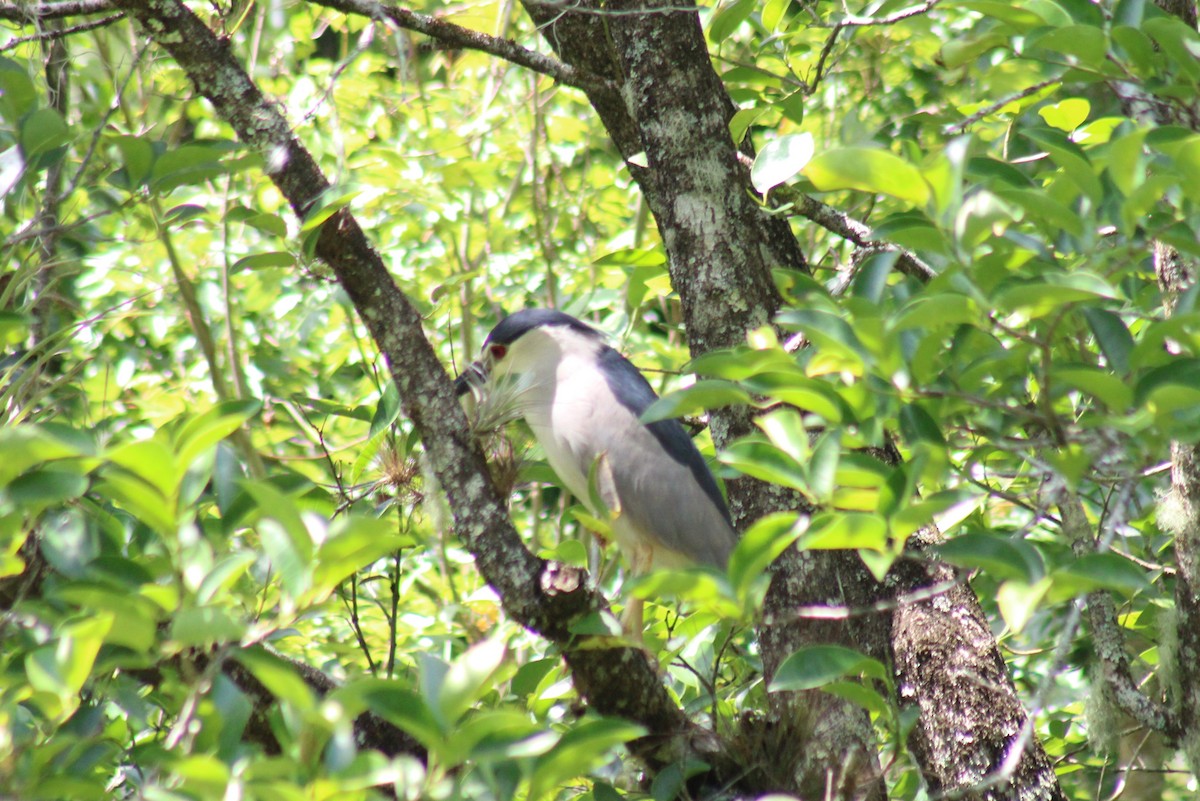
455 309 737 632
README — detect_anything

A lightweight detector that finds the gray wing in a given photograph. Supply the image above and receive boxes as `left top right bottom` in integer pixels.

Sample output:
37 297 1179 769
594 346 737 567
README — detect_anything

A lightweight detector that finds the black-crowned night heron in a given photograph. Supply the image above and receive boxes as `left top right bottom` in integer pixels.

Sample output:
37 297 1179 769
456 309 737 631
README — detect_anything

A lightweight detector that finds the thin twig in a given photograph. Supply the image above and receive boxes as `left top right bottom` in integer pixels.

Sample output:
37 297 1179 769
835 0 942 27
944 77 1060 135
0 12 122 51
779 577 962 621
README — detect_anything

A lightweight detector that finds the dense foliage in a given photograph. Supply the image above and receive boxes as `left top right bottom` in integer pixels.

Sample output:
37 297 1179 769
3 0 1200 798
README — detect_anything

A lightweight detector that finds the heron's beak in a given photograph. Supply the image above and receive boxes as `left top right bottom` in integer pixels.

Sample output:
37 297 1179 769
455 360 490 398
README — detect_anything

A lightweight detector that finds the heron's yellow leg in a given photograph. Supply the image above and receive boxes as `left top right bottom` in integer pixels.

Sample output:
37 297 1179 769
619 544 655 642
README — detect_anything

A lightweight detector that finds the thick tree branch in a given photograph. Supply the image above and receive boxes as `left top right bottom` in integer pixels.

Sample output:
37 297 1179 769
110 0 709 772
308 0 615 96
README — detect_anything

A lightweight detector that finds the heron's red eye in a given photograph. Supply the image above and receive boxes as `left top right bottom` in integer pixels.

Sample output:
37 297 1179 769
489 344 507 360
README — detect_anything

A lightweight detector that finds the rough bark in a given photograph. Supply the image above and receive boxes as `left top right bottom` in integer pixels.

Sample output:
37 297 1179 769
108 0 721 774
1156 242 1200 772
893 535 1068 801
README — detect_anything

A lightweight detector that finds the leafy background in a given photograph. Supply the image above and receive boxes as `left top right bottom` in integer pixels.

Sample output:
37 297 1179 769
3 0 1200 798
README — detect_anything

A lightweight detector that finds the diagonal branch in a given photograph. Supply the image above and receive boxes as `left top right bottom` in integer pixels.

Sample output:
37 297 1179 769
308 0 615 95
756 169 938 284
108 0 710 772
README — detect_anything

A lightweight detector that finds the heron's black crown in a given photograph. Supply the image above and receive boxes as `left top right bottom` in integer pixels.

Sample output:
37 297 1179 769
485 309 601 347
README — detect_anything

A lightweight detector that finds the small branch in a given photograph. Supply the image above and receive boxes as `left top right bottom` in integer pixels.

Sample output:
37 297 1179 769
944 77 1059 135
835 0 942 27
308 0 616 96
810 23 842 90
0 12 122 51
781 576 962 621
750 163 938 283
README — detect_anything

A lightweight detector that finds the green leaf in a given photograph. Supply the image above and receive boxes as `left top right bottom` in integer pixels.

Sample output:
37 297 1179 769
997 578 1052 632
727 513 803 604
20 108 70 157
0 425 81 488
741 371 851 423
105 437 181 500
708 0 756 44
761 0 790 30
776 308 868 365
807 429 840 503
751 133 815 193
1053 365 1133 410
728 107 768 144
756 407 810 463
993 187 1083 237
300 188 359 232
799 512 888 551
1113 0 1145 27
4 466 87 513
150 143 227 192
769 645 887 692
437 637 509 727
1024 131 1104 204
369 383 403 439
39 509 97 578
333 679 444 750
956 1 1052 30
1112 25 1157 74
721 439 809 493
197 551 257 603
935 532 1045 582
805 147 931 206
1135 358 1200 409
1050 553 1151 600
169 606 246 646
1081 308 1133 374
994 278 1112 318
233 251 295 271
314 516 411 596
640 380 751 423
26 615 113 705
0 59 37 119
899 403 945 445
1143 17 1200 82
894 294 981 331
175 400 261 471
235 646 317 712
1039 98 1091 132
529 716 646 800
92 472 176 535
1029 26 1108 70
109 134 155 187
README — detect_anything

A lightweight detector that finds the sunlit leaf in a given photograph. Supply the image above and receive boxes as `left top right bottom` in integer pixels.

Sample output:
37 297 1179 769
804 147 931 205
751 133 815 193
